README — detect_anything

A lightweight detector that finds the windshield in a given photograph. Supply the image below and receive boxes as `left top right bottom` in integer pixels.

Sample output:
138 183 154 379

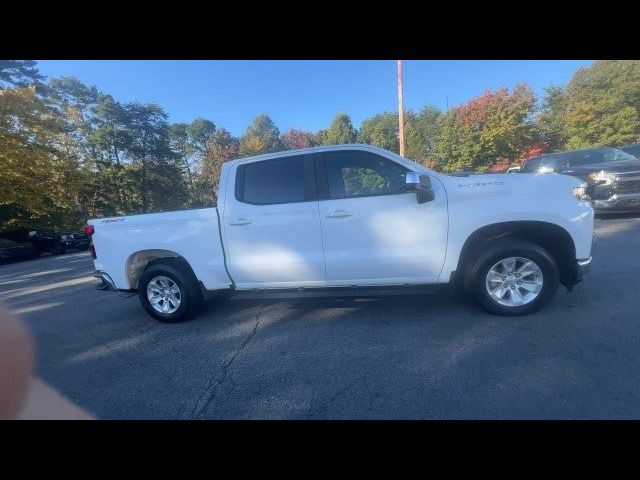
621 144 640 158
563 148 636 167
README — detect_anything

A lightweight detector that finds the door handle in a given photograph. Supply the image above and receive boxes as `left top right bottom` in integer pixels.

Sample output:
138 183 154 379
229 217 252 225
325 210 353 218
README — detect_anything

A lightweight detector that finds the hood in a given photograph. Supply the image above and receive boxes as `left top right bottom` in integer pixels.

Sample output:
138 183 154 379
440 171 583 199
561 158 640 176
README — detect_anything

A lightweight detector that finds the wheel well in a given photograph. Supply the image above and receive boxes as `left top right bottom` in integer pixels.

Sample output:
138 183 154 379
457 221 577 288
126 249 197 290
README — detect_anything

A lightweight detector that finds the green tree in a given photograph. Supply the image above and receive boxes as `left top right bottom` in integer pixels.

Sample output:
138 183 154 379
239 114 282 156
536 85 568 151
563 60 640 148
313 129 328 146
187 117 216 152
47 76 100 161
169 118 216 204
433 110 466 172
87 94 133 215
197 128 239 205
0 86 83 230
358 112 398 152
405 106 442 166
90 94 129 166
323 113 357 145
122 102 188 213
0 60 45 88
169 123 195 205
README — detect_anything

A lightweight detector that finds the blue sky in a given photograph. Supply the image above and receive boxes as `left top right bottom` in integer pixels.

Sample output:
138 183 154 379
37 60 592 136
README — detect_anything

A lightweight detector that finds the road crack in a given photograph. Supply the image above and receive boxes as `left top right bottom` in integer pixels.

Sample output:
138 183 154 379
190 305 264 419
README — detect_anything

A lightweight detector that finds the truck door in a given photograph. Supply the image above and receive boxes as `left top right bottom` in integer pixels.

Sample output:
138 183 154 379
316 150 448 285
222 153 326 288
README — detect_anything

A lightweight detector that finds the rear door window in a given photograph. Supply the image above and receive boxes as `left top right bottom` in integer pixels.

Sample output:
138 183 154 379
236 155 314 205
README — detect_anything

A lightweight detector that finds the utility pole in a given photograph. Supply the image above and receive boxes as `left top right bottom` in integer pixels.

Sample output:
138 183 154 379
397 60 405 157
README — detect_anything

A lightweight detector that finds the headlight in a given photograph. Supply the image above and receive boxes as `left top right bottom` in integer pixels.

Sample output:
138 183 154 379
572 184 591 202
587 170 613 185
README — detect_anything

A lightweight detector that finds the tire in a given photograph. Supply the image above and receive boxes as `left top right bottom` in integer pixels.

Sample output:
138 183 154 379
51 243 66 255
138 260 203 323
464 238 560 316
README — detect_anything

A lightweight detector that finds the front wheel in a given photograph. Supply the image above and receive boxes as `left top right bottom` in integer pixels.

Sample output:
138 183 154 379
138 262 203 323
466 238 560 316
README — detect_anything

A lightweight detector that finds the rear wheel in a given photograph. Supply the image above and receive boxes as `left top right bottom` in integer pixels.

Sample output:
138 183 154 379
138 261 203 323
465 238 559 316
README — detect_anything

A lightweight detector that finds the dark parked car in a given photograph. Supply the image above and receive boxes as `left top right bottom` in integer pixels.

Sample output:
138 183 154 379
60 232 89 251
520 147 640 213
0 229 66 256
619 143 640 159
0 238 39 263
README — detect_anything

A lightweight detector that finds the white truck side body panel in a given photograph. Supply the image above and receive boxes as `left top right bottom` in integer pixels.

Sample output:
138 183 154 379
317 179 448 284
220 176 326 287
89 208 231 290
436 172 594 281
217 160 326 289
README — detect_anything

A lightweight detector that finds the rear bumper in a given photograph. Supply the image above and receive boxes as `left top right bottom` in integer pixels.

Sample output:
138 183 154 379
94 271 118 292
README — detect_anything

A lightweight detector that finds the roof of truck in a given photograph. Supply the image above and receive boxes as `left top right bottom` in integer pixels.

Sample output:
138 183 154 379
225 144 408 167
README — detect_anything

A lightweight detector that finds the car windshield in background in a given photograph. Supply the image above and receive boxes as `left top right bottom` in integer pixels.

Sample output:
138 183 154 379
528 148 637 171
620 144 640 158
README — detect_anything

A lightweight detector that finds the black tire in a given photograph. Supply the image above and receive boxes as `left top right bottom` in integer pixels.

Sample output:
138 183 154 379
138 260 203 323
51 243 66 255
464 238 560 316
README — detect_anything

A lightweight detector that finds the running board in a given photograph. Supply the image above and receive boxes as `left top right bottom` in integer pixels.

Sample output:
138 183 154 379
228 285 442 301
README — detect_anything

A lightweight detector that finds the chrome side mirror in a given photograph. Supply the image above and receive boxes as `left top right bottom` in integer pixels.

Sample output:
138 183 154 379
405 172 435 204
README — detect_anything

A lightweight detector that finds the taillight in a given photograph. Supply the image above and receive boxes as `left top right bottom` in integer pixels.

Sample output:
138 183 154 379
84 224 96 259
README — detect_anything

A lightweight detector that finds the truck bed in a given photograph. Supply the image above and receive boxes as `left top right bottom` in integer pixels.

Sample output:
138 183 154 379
89 208 231 291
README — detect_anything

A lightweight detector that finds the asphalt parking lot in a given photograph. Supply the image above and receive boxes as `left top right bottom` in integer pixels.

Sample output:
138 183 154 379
1 216 639 419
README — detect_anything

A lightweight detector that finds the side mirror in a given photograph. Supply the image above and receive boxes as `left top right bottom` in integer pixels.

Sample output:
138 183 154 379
405 172 435 204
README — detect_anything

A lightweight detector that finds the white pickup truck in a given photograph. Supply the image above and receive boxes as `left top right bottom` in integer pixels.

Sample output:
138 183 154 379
87 144 595 322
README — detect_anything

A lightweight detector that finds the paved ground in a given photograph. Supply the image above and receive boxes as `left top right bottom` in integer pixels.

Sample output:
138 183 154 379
1 216 639 419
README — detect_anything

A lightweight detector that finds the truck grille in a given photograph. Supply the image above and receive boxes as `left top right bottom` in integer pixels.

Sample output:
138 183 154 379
614 173 640 193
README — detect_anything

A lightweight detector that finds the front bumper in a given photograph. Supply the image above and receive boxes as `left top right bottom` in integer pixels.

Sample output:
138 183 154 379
576 256 593 278
573 233 597 284
593 192 640 212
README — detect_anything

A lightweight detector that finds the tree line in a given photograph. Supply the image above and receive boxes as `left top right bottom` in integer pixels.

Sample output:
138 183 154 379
1 60 639 231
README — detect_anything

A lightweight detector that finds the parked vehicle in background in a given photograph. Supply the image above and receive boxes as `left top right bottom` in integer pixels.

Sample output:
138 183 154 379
87 145 595 322
0 229 66 256
619 143 640 159
520 147 640 213
0 238 39 263
60 232 89 251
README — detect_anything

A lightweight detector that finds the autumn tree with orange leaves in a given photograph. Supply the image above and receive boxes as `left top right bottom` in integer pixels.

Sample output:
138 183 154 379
434 84 541 172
